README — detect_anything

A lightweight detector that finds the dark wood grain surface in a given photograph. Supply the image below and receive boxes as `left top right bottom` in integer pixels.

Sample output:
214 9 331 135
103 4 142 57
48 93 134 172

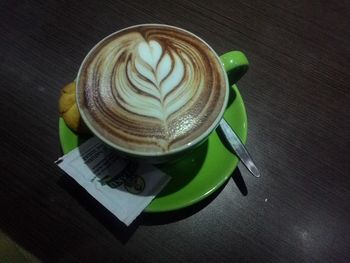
1 0 350 262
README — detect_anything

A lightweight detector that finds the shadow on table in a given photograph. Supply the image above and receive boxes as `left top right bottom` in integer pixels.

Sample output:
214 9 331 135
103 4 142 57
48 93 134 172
58 175 139 244
232 167 248 196
140 167 247 225
58 167 247 242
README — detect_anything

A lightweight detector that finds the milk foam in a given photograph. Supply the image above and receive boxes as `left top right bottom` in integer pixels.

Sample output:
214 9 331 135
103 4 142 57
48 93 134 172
77 25 227 154
121 40 186 121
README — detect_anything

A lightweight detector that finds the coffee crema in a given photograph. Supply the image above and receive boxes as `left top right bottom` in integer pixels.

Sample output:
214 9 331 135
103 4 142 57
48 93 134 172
77 24 228 155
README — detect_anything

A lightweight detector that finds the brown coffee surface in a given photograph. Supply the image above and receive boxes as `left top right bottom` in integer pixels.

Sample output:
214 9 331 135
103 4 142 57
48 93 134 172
77 24 227 155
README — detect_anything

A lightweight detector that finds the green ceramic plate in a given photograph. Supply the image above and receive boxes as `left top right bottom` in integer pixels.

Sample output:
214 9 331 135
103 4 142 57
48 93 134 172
59 84 247 212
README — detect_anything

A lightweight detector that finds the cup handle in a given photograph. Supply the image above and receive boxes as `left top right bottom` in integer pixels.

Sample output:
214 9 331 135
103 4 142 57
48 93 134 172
220 51 249 86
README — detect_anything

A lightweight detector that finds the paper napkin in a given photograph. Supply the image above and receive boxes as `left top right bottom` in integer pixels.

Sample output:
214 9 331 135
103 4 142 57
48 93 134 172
56 137 170 226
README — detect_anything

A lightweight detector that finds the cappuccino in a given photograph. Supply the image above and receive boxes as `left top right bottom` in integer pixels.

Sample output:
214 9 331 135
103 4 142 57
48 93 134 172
77 24 228 156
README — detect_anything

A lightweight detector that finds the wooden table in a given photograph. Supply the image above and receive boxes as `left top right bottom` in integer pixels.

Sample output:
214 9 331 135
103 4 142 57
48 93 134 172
1 0 349 261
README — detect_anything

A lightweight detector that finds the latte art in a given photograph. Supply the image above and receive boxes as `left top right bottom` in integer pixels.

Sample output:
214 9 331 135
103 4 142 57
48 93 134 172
77 25 228 155
123 40 187 120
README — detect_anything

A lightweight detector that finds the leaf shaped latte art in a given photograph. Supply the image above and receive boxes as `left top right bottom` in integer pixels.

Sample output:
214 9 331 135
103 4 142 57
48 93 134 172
116 40 190 122
77 25 227 154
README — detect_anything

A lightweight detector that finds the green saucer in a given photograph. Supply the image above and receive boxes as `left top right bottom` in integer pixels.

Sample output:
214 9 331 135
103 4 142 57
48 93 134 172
59 84 247 212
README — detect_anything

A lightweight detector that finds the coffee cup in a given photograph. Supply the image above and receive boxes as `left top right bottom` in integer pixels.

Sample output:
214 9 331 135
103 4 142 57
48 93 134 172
76 24 248 162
